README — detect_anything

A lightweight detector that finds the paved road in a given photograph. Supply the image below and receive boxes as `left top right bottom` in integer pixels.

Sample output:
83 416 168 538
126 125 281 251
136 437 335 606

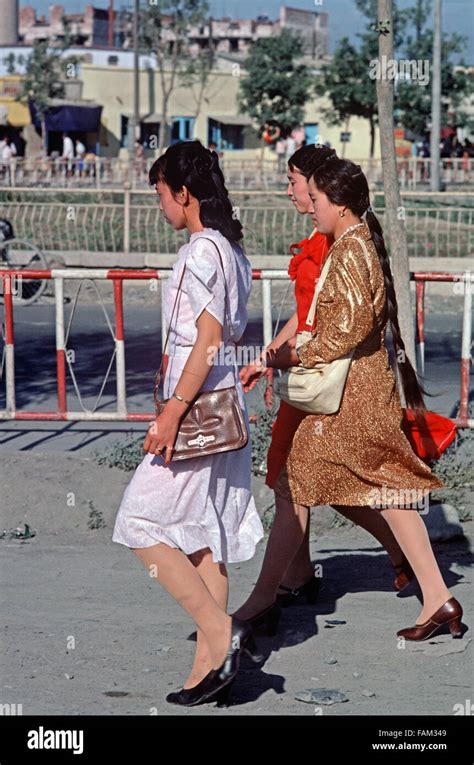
0 301 469 454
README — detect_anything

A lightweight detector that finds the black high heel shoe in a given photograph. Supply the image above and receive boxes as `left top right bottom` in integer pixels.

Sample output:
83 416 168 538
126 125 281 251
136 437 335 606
193 618 262 703
167 618 261 706
248 602 282 636
215 681 234 707
166 675 235 707
276 575 321 608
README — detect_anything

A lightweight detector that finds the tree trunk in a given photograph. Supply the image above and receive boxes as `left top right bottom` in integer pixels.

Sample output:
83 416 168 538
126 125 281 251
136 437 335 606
430 0 442 192
376 0 417 381
369 114 375 159
341 117 350 158
41 117 47 156
158 72 169 154
159 113 168 154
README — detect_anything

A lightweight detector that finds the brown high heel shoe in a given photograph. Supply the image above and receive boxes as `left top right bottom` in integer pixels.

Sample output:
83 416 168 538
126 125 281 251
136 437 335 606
393 556 415 592
397 597 463 641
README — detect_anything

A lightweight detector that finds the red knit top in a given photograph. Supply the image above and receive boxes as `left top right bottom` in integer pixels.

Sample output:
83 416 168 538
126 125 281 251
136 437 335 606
288 229 330 332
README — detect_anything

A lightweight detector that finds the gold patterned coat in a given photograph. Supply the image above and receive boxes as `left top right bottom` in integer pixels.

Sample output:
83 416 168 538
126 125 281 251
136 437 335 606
273 221 444 508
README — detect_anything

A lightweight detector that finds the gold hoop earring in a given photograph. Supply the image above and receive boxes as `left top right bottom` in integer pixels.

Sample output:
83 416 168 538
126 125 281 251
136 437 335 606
338 210 346 218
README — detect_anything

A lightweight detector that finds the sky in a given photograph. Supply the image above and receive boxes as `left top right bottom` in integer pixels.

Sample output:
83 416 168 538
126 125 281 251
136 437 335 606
22 0 474 62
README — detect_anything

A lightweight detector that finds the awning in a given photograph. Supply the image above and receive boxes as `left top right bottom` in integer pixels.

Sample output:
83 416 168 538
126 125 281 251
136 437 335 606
121 112 164 123
0 100 31 127
143 113 164 124
7 101 31 127
209 114 253 126
29 99 102 132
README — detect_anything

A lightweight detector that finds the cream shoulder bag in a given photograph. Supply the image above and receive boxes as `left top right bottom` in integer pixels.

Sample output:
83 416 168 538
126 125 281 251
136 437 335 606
276 235 370 415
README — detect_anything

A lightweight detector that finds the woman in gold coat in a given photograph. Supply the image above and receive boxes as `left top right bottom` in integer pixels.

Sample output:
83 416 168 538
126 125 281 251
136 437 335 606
235 158 464 642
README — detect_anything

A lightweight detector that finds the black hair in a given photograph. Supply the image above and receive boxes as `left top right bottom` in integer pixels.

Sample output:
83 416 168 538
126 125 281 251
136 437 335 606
288 144 337 178
149 140 243 244
311 157 427 412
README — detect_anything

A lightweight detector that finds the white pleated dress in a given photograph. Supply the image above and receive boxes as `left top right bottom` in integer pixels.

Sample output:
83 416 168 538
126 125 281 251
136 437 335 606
112 228 264 563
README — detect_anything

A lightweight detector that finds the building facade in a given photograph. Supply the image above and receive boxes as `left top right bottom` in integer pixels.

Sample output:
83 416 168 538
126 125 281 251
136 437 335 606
16 4 329 58
78 61 380 160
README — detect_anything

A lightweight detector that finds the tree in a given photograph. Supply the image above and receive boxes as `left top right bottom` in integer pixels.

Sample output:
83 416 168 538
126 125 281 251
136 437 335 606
2 53 17 75
314 38 379 157
315 0 472 155
314 0 406 157
14 20 80 154
238 29 312 139
140 0 209 152
178 39 214 133
395 1 474 140
20 41 65 154
376 0 416 369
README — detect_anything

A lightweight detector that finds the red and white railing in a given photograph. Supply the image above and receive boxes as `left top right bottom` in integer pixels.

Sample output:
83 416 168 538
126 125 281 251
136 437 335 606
0 268 472 428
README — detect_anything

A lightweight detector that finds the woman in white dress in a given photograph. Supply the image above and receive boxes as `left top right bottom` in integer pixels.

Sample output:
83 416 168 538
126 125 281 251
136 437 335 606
112 140 264 706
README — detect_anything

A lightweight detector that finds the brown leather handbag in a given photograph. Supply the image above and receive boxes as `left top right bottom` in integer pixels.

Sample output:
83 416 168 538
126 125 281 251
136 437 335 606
153 237 248 461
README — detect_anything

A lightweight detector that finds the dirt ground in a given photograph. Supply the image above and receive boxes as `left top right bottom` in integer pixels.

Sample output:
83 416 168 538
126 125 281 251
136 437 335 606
1 451 472 717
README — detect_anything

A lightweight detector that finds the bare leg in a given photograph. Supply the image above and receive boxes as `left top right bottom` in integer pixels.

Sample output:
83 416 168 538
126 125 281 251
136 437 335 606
380 507 452 623
184 548 229 689
132 543 231 676
280 502 406 590
277 513 314 590
234 492 308 620
334 505 406 569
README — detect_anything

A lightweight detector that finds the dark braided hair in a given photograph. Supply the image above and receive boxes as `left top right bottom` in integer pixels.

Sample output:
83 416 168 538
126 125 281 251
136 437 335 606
311 157 427 412
288 143 337 177
149 140 243 245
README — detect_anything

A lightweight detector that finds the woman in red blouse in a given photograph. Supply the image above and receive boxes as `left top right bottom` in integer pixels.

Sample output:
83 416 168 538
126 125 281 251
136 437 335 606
238 145 412 628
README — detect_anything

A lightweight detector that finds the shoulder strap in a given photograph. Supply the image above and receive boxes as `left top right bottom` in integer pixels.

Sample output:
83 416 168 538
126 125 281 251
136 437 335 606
154 264 187 391
199 236 238 385
154 235 234 391
304 234 372 329
198 236 233 334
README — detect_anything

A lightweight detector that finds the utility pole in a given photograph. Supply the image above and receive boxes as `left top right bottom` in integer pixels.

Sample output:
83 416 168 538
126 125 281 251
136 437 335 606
108 0 114 48
415 0 422 43
430 0 442 192
128 0 140 152
208 16 214 69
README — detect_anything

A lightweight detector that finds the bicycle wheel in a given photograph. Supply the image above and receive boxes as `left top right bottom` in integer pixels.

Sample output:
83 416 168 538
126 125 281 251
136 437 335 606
0 239 49 306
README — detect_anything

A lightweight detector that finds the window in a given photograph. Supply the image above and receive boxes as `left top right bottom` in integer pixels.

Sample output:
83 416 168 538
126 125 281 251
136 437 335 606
120 115 129 147
304 123 318 145
171 117 195 144
208 119 244 150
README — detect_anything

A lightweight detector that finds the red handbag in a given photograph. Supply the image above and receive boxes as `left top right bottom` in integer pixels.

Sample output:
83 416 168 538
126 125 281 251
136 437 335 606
401 408 457 463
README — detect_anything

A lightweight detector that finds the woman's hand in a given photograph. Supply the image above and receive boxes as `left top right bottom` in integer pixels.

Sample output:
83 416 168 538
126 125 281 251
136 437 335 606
239 362 271 392
143 411 180 465
266 340 299 370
